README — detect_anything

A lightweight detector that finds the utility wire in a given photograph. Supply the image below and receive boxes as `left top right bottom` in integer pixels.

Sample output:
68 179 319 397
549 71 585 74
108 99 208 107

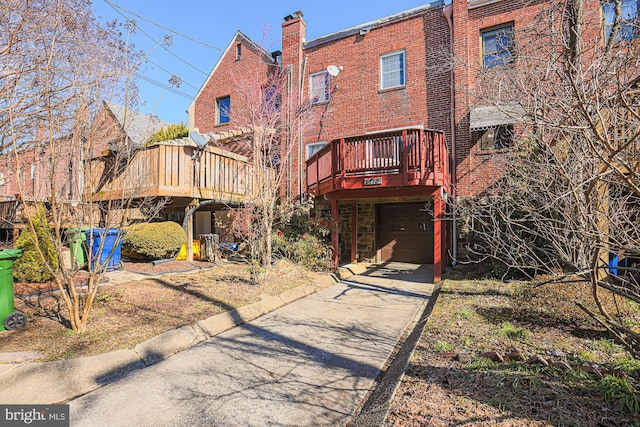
104 0 224 52
134 73 194 99
103 0 210 76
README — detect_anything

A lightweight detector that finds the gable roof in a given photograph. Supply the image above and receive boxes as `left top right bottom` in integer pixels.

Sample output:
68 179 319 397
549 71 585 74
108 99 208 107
105 101 171 147
188 30 276 113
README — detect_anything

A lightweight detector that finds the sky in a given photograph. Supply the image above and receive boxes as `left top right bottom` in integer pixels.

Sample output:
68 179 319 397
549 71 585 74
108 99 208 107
91 0 435 125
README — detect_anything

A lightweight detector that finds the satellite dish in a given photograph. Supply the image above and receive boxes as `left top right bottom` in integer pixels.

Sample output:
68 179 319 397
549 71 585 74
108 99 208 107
327 65 342 77
189 131 209 148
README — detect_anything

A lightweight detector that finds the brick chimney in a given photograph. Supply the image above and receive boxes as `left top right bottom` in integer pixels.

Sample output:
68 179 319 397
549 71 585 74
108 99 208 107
281 10 306 92
281 11 306 202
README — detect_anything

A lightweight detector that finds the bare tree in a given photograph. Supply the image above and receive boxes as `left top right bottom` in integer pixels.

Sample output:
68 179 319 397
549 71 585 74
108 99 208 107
458 0 640 355
211 49 322 281
1 0 166 333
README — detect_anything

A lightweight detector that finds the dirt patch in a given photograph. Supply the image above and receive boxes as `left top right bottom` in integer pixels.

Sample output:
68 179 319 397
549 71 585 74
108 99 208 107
1 259 322 361
386 276 640 426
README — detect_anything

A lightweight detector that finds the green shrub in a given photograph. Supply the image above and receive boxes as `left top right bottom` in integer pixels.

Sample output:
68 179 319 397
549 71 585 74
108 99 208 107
272 229 332 271
290 233 332 271
147 123 188 144
14 207 58 283
122 222 186 260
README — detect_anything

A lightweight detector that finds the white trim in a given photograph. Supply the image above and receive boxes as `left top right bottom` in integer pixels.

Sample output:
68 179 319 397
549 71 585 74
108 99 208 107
379 50 406 90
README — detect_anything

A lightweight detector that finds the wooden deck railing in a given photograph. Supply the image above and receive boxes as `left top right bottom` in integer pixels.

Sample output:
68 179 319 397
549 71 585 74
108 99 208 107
84 143 271 204
306 127 449 197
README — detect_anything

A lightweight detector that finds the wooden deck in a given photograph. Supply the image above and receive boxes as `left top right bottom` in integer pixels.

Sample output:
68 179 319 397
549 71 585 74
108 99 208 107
306 127 449 198
84 143 271 204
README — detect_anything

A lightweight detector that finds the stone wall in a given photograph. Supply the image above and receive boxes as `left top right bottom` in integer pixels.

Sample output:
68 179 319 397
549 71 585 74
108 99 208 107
338 202 377 263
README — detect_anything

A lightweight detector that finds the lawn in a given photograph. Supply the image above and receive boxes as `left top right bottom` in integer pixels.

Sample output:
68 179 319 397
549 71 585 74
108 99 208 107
1 259 322 361
387 270 640 426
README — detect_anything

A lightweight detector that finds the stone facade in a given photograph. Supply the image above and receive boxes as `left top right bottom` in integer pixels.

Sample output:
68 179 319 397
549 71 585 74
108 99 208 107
338 202 376 263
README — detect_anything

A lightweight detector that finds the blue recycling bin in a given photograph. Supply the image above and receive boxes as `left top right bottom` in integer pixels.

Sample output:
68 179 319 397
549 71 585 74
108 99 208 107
85 228 123 272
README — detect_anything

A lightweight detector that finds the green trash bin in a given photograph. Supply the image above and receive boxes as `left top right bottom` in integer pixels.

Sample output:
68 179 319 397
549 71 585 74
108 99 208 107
66 228 88 268
0 248 25 331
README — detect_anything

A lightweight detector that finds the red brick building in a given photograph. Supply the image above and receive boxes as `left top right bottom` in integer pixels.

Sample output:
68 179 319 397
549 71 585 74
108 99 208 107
189 0 621 277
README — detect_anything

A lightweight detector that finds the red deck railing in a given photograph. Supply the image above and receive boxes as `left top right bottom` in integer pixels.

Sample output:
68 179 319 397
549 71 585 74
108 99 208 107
306 127 449 197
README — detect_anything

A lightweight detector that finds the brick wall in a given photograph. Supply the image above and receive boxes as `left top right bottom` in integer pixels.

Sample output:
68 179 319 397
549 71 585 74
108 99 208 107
191 34 277 136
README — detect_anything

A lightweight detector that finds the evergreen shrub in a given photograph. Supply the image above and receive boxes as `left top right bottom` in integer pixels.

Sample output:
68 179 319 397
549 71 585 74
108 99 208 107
14 207 58 283
122 221 186 260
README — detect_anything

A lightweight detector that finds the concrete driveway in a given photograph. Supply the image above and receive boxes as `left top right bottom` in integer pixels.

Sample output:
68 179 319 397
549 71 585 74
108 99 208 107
69 262 435 426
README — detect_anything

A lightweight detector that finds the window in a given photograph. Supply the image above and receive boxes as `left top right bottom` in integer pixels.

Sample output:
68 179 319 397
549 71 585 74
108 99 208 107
306 141 328 159
217 96 230 124
478 125 513 150
380 50 405 90
481 25 514 68
310 71 330 103
603 0 638 42
262 85 280 113
236 44 242 60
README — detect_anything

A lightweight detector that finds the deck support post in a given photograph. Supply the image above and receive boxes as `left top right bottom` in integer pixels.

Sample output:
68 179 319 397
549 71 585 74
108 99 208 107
331 198 339 269
186 200 196 262
433 190 444 282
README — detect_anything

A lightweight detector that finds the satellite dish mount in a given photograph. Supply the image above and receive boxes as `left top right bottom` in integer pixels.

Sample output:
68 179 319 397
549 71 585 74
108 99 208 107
326 65 343 91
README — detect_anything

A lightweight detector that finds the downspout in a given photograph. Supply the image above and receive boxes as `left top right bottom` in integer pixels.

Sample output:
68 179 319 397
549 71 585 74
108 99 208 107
443 3 458 265
299 57 307 204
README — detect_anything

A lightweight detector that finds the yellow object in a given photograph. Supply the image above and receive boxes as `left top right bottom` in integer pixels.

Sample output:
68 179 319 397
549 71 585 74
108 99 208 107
176 240 201 260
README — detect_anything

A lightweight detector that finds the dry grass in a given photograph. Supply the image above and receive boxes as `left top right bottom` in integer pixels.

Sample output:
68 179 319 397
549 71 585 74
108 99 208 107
0 259 322 361
387 274 640 427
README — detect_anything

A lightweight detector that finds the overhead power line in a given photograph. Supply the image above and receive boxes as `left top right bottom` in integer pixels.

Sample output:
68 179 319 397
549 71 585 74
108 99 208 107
104 0 225 52
102 0 211 76
135 73 194 99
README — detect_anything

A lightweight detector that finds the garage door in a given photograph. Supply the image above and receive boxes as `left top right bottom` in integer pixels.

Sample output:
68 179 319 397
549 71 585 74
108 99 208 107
378 203 433 263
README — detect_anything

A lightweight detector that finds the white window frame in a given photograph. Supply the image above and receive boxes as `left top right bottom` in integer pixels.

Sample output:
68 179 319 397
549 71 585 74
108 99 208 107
309 71 330 104
306 141 328 159
380 50 406 90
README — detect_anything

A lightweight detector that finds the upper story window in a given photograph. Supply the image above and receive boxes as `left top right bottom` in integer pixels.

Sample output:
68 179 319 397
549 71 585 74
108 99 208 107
310 71 330 104
236 44 242 60
603 0 638 42
306 141 328 159
262 85 280 114
217 96 230 124
380 50 406 90
481 25 514 68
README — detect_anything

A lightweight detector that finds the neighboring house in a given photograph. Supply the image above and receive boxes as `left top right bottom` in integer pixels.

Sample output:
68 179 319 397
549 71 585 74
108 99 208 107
0 101 170 238
83 100 265 243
